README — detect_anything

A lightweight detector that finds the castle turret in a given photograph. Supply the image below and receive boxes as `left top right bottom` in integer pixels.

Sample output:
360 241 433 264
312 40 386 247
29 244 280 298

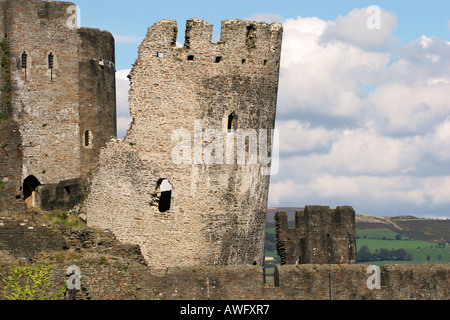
85 18 283 268
276 206 357 265
0 0 116 211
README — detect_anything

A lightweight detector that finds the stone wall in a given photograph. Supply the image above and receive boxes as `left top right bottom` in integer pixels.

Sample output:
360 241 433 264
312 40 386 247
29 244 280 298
0 216 448 300
78 27 117 178
84 19 283 268
275 264 449 300
0 0 116 211
0 122 26 213
276 206 356 265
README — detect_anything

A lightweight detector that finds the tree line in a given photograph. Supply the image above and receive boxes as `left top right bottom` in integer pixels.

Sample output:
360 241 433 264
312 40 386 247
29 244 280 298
357 245 413 262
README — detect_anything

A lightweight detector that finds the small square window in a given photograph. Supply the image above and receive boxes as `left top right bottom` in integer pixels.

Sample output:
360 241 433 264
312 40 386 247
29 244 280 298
242 59 246 64
215 56 222 63
187 55 194 61
157 52 164 58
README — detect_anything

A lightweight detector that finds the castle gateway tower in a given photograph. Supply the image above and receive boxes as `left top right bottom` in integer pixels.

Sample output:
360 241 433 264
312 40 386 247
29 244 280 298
0 0 116 211
85 19 283 268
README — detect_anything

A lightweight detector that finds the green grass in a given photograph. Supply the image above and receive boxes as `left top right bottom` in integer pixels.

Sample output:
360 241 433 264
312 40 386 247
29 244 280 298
265 225 449 265
357 238 436 251
357 228 404 240
356 238 450 265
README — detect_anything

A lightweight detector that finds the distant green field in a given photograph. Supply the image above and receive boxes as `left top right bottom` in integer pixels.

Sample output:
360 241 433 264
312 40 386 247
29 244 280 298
357 228 405 240
356 238 437 251
356 238 449 265
265 226 449 265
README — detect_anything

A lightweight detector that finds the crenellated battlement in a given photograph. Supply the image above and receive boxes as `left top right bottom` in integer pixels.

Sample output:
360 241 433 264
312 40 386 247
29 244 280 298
276 206 357 265
138 18 282 67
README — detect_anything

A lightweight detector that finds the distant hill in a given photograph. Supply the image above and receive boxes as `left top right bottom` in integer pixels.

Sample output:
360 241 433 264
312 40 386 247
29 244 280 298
267 207 303 223
267 208 450 243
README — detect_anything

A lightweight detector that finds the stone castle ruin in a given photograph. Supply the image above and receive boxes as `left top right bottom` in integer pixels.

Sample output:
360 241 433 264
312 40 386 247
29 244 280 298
0 1 448 301
84 18 283 268
0 0 116 213
275 206 356 265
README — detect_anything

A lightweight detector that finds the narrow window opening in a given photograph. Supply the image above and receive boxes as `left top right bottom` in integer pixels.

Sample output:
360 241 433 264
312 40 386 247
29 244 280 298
227 112 237 133
21 52 27 80
246 25 257 48
187 55 194 61
242 58 246 64
157 52 164 58
215 56 222 63
48 53 54 80
263 59 268 66
21 52 27 69
84 130 91 147
157 179 172 213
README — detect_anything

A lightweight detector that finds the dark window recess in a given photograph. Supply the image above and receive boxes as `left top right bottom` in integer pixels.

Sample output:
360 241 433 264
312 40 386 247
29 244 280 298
242 59 246 64
215 56 222 63
187 55 194 61
246 24 257 48
84 130 90 147
64 186 71 196
48 53 54 69
264 59 268 65
227 112 238 132
156 179 172 213
48 53 54 80
21 52 27 69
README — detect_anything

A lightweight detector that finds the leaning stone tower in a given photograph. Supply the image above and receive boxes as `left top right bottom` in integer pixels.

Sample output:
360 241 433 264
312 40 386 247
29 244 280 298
85 18 283 268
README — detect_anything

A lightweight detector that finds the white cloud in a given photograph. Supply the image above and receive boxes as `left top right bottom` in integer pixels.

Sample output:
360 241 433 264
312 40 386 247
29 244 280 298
278 15 391 121
268 8 450 218
320 7 398 51
116 69 132 139
113 34 144 44
277 120 340 154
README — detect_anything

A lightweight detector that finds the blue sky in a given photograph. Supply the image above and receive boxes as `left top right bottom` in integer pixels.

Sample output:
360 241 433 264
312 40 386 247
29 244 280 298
73 1 450 218
75 0 450 70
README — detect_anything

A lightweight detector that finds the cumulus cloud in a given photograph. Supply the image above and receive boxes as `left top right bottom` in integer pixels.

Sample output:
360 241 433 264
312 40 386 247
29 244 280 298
320 7 398 51
268 7 450 218
278 15 391 124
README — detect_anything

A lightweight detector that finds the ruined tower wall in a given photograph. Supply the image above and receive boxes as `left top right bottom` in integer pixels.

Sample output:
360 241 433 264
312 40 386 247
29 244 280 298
0 122 26 213
276 206 357 265
0 0 116 211
6 0 82 185
85 19 283 268
78 28 117 177
0 0 7 116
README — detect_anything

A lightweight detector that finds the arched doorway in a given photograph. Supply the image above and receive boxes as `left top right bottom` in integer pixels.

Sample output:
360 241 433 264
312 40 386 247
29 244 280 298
23 175 41 207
